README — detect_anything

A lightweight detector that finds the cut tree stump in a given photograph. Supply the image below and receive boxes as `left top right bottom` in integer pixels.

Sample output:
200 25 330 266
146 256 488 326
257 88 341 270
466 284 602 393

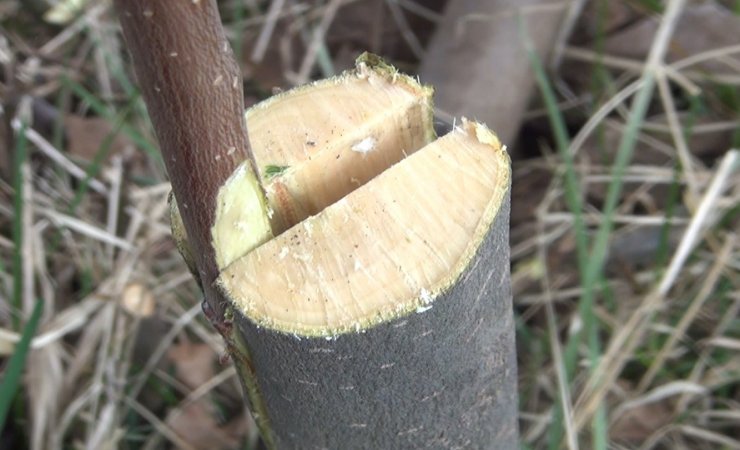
221 114 518 448
116 1 518 448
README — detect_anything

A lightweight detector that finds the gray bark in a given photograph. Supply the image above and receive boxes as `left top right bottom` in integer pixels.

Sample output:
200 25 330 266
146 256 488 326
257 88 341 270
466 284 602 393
234 194 518 449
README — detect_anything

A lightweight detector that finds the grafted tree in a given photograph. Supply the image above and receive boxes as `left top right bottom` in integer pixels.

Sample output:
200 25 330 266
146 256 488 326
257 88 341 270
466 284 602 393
115 1 518 448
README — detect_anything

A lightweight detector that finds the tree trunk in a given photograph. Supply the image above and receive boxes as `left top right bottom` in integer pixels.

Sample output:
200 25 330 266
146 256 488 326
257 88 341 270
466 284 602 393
115 1 518 448
419 0 571 145
230 197 518 448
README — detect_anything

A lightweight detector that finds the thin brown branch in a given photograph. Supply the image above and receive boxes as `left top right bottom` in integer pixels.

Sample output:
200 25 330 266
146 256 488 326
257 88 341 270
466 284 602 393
114 0 252 319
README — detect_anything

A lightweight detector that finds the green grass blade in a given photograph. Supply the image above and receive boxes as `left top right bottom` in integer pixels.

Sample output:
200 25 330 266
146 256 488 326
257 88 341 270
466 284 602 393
518 15 588 277
580 74 658 296
0 298 44 430
520 14 609 450
579 0 685 323
11 121 28 331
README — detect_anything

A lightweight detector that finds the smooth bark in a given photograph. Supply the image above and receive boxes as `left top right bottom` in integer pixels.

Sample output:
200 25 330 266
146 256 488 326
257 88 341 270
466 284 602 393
115 0 252 322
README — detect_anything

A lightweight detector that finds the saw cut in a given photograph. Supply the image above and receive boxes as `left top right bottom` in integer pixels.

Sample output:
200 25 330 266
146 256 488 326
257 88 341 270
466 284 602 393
248 54 435 234
219 118 509 336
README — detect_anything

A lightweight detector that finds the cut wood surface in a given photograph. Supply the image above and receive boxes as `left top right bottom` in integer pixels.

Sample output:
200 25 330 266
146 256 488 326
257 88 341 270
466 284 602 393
246 55 434 233
221 120 509 335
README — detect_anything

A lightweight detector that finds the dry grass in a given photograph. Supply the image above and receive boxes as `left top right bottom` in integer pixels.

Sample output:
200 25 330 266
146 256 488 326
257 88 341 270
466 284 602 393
0 1 738 449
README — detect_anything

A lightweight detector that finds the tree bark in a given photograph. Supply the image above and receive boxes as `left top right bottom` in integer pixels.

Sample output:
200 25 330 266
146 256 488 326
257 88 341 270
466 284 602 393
233 198 518 448
114 0 252 321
